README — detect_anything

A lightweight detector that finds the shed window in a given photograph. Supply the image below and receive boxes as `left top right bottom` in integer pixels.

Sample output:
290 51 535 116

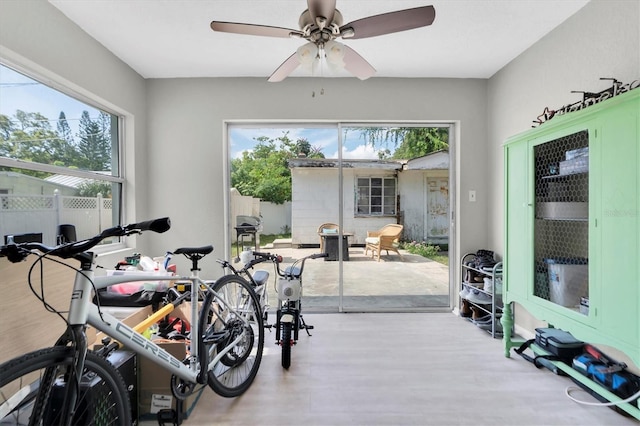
356 177 396 216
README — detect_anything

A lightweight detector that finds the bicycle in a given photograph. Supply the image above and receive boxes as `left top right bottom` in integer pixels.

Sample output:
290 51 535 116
218 250 327 369
0 217 264 425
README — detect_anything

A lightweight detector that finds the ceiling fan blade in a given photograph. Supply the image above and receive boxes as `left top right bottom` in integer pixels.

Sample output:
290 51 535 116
268 53 300 82
210 21 301 38
342 45 376 80
340 5 435 39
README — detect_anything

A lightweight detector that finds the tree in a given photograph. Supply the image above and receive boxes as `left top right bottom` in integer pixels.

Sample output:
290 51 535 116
53 111 79 166
77 180 112 197
0 110 60 177
77 111 111 171
391 128 449 159
1 109 114 181
349 127 449 159
231 132 324 204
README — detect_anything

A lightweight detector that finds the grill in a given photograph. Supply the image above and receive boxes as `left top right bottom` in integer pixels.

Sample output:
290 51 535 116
235 215 262 253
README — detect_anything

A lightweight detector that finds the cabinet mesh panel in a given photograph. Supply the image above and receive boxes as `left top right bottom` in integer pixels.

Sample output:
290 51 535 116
533 130 589 306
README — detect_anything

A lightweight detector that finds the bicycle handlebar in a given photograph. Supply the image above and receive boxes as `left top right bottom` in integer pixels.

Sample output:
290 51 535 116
0 217 171 263
309 253 329 260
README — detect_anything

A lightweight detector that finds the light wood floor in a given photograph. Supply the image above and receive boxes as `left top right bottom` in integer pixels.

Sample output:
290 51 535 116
149 313 638 426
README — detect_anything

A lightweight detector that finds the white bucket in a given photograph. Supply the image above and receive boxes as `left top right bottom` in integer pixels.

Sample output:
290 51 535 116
547 263 588 308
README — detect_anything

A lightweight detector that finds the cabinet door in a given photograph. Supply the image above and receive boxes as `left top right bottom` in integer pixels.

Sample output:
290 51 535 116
532 130 590 315
504 141 530 301
595 104 639 347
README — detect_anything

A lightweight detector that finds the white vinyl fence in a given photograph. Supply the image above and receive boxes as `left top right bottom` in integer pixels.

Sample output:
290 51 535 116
1 192 113 245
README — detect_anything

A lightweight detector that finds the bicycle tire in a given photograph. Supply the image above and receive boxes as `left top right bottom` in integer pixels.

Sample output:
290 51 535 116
201 274 264 397
281 321 292 369
0 346 132 426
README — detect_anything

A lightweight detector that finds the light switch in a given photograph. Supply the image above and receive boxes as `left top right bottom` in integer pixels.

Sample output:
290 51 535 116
469 190 477 202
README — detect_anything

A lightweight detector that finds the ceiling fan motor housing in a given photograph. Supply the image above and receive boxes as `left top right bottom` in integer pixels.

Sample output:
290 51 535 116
299 9 343 42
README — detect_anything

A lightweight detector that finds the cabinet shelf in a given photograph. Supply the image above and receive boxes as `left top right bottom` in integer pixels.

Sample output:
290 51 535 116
535 202 587 220
541 171 588 180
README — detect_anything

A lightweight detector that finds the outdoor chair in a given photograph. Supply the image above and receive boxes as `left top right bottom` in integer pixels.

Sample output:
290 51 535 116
317 223 339 252
364 224 404 261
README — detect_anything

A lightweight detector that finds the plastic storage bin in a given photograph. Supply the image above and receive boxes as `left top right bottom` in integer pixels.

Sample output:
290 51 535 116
545 258 588 309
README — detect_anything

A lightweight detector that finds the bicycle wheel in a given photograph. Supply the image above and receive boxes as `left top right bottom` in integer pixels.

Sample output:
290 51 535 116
281 321 292 369
201 274 264 397
0 346 131 425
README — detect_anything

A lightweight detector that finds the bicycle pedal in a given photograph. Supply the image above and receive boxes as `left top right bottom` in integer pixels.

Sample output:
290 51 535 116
156 408 179 426
202 330 227 344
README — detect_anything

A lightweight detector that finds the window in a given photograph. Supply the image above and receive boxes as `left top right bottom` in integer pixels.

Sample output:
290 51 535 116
0 64 123 246
356 177 397 216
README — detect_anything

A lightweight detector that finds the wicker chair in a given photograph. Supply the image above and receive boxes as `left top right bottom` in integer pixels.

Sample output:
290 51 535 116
317 223 339 252
364 224 404 261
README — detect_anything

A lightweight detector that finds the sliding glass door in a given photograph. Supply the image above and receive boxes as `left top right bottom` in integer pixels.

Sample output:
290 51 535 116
226 122 452 312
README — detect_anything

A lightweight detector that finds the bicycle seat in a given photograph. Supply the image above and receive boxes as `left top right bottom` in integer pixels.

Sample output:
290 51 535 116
284 266 301 278
173 245 214 256
252 270 270 286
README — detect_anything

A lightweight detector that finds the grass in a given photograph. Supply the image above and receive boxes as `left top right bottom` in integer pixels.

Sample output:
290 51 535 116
400 241 449 266
232 233 291 257
259 233 291 246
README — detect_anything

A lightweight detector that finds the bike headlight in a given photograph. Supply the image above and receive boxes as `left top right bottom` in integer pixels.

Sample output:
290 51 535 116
277 278 301 301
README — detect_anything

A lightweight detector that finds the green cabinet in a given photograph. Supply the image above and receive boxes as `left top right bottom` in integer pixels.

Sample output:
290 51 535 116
503 89 640 367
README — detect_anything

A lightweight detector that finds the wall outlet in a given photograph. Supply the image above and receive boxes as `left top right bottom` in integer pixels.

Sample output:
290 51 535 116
469 190 477 202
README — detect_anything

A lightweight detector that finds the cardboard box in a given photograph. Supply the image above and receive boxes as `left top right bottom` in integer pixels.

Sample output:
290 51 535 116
92 302 203 420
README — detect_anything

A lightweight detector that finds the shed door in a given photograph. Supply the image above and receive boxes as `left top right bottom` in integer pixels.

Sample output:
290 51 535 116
426 177 449 242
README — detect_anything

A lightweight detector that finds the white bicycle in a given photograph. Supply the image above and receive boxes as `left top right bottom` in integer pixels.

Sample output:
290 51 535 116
0 217 264 425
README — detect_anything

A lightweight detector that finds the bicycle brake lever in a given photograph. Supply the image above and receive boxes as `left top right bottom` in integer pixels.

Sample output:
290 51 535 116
4 245 30 263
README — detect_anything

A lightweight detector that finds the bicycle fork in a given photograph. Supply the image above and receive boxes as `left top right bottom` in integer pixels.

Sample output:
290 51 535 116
53 254 95 425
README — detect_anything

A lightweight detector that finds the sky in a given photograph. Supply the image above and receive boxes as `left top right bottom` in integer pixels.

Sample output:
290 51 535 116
0 64 100 135
229 126 387 160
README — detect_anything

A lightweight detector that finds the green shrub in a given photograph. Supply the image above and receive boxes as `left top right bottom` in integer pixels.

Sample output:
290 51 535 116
401 241 441 257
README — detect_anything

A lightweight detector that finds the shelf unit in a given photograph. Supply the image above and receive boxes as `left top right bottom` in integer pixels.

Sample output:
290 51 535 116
460 253 504 338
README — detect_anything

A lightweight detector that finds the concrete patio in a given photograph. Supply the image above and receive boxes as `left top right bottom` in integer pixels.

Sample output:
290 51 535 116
245 243 451 312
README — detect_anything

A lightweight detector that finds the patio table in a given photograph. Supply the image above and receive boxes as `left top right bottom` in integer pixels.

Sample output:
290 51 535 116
322 233 352 261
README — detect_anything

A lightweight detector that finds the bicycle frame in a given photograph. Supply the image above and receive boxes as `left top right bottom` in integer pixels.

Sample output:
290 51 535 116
71 261 250 384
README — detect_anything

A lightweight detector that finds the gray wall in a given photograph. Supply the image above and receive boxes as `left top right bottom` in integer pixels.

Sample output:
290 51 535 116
146 77 487 276
486 0 640 253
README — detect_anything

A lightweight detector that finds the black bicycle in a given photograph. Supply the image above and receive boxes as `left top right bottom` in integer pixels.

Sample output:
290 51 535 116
219 251 327 369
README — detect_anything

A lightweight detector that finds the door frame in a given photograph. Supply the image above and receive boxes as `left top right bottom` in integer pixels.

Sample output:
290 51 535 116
223 120 457 313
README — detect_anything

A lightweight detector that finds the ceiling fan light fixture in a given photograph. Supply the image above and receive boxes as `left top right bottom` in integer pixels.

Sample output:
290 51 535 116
324 40 346 69
296 42 319 72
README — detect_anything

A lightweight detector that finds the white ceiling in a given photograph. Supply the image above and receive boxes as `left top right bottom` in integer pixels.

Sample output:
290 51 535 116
48 0 590 80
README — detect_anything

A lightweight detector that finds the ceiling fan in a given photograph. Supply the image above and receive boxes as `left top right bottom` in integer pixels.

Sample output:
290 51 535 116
210 0 436 82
